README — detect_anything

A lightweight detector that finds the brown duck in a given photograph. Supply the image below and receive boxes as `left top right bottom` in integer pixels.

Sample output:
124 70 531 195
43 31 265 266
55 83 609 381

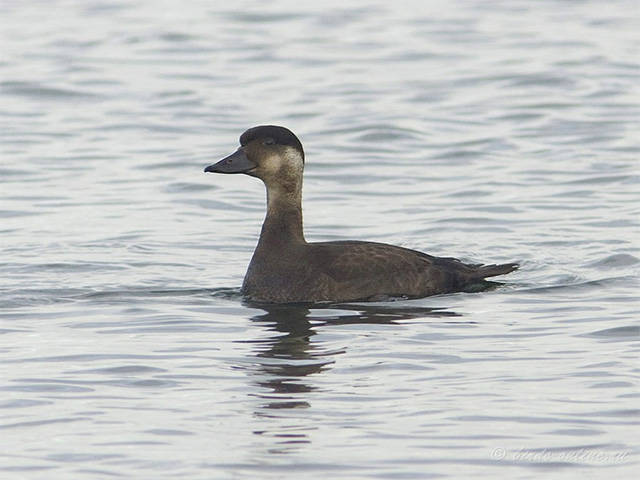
204 125 518 303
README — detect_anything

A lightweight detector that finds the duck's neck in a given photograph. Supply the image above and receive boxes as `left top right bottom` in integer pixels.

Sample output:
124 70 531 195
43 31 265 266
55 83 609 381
259 178 305 246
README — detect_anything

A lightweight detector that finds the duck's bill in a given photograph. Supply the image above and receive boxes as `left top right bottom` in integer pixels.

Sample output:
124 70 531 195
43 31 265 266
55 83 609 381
204 149 256 174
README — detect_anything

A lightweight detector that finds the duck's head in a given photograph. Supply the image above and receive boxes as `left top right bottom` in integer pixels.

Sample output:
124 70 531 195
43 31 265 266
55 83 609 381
204 125 304 182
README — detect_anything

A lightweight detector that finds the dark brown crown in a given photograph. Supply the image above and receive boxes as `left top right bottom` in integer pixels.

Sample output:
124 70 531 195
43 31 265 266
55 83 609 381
240 125 304 162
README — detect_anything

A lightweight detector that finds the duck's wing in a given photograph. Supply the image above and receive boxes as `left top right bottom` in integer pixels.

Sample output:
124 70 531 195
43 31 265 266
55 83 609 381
313 240 432 277
307 241 449 298
309 241 517 299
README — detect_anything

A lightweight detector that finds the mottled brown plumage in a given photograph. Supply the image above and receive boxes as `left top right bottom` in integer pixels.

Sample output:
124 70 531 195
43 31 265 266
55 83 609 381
205 125 518 303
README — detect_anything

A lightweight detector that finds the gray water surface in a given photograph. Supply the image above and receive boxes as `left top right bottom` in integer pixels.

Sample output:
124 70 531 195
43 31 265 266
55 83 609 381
1 1 639 478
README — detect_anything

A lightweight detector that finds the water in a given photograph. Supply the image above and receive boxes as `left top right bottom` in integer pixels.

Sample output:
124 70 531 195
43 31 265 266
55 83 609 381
1 0 639 478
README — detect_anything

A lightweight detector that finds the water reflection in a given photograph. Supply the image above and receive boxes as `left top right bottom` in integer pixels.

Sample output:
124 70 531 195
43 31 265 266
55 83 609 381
242 302 460 451
249 304 326 412
245 302 460 407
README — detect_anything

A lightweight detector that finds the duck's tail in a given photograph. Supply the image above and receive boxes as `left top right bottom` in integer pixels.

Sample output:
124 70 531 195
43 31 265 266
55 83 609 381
475 263 519 279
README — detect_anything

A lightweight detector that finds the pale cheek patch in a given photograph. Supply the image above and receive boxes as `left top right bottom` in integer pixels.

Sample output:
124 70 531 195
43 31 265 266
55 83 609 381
263 147 304 201
282 147 304 176
261 153 283 175
262 147 303 178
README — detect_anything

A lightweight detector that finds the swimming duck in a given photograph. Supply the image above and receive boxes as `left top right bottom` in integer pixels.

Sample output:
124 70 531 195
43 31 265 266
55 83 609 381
204 125 517 303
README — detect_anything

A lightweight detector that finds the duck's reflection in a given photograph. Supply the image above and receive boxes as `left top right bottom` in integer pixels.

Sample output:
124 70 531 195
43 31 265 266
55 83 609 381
248 304 324 411
241 302 460 452
246 302 459 407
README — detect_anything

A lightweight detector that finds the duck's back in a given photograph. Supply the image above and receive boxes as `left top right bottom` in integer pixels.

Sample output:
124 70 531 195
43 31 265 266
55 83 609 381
242 240 517 303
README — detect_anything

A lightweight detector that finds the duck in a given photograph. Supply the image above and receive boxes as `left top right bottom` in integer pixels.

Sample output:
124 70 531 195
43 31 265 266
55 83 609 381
204 125 518 303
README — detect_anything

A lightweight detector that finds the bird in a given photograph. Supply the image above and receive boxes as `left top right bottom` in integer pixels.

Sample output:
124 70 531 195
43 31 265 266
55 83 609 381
204 125 518 303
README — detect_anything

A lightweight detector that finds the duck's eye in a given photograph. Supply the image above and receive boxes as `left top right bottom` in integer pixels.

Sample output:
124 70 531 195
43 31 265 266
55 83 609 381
263 138 275 146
